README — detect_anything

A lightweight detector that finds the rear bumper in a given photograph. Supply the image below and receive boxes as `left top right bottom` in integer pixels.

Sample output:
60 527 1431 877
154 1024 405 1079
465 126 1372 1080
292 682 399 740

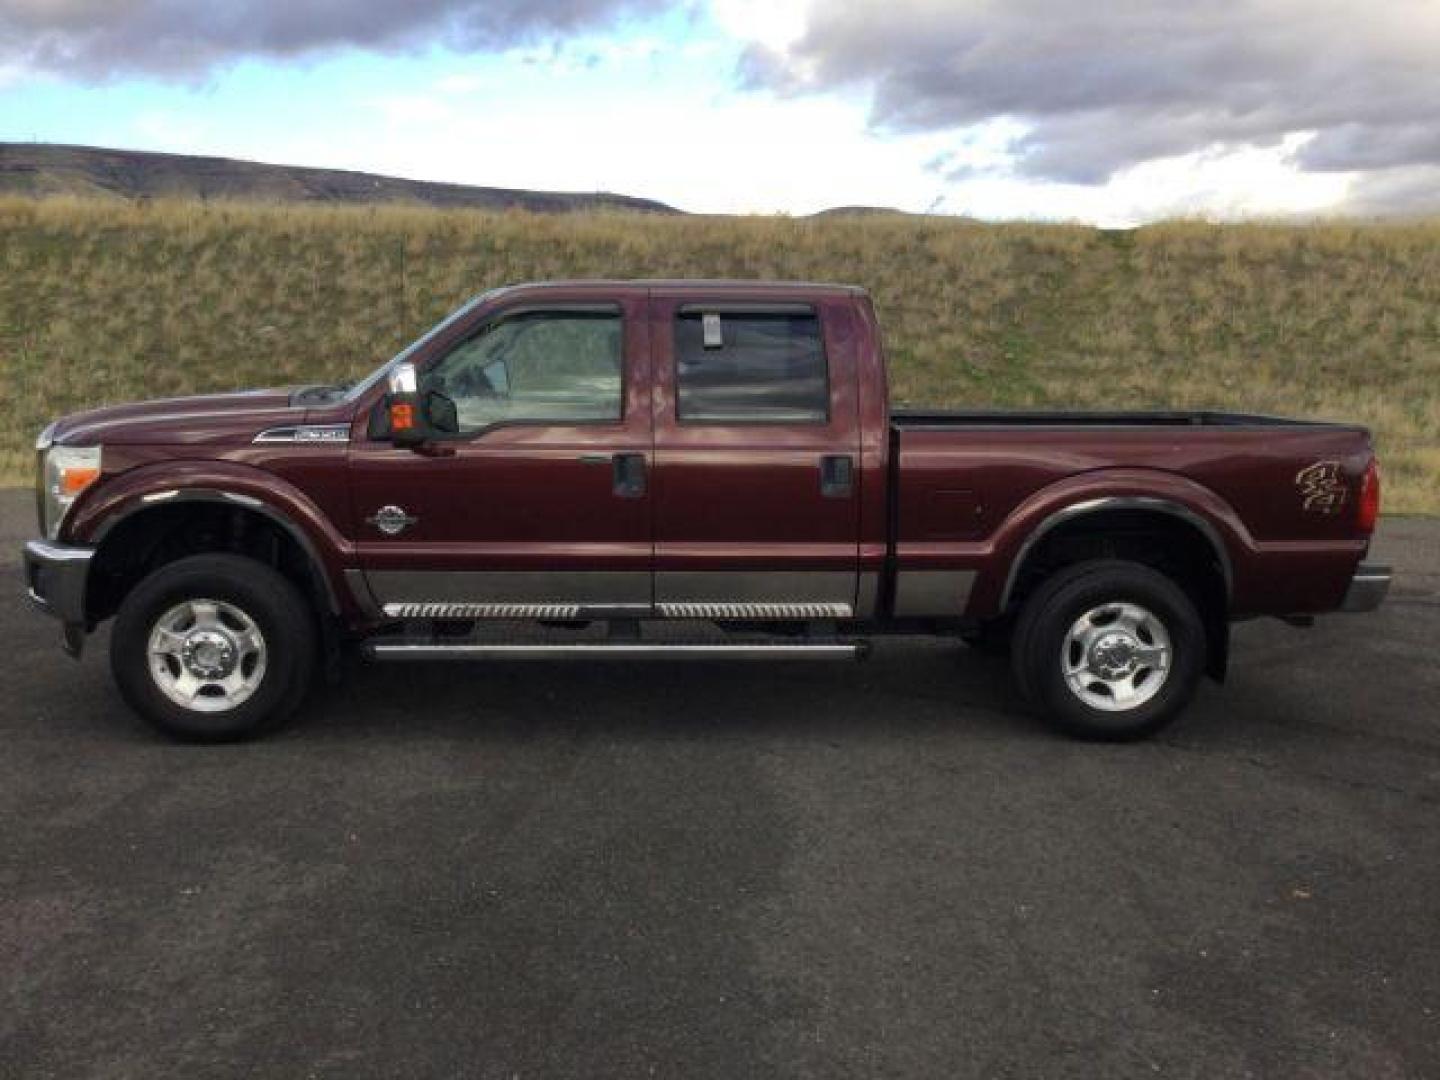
22 539 93 626
1340 562 1391 613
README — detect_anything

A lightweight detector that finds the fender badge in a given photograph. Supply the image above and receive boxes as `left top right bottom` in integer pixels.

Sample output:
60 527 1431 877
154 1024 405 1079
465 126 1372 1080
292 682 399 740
367 505 418 536
1295 461 1347 515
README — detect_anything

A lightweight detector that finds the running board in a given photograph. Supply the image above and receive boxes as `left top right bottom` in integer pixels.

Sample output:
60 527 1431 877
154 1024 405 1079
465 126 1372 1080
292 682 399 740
365 642 868 662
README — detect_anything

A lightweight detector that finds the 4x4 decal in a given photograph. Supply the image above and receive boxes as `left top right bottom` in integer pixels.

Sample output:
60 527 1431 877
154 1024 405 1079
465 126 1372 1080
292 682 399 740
1296 460 1347 515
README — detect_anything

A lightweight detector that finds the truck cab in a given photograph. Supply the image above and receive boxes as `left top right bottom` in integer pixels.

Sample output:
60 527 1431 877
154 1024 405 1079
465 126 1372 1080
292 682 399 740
351 281 871 620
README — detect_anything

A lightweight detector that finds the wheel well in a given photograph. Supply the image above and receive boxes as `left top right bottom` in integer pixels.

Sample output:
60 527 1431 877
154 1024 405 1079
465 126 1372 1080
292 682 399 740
1004 509 1230 680
85 502 331 625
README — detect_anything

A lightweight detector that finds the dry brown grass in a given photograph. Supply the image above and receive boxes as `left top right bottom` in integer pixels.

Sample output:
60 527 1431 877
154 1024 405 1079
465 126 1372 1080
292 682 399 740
2 196 1437 511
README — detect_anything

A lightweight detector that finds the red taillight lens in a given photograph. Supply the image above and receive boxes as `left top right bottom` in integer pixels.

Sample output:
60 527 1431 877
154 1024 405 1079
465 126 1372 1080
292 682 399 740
1358 458 1381 533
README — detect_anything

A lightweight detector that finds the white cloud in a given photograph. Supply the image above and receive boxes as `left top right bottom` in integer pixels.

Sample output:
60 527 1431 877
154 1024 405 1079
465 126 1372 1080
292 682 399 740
709 0 809 53
341 83 956 214
942 136 1352 227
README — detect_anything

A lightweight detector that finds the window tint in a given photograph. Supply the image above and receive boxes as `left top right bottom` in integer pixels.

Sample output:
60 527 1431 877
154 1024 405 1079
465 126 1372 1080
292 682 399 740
424 310 622 431
675 311 828 423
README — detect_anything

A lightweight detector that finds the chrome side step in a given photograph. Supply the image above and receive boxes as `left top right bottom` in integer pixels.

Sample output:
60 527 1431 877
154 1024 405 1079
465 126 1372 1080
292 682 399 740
365 642 868 662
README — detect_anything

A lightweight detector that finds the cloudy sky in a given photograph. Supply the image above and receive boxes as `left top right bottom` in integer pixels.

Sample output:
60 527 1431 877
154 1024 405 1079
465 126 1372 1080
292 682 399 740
2 0 1437 223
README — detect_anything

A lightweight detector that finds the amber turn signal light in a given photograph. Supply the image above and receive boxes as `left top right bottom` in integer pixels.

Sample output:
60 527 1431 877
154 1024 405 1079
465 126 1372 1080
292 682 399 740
390 402 416 431
59 466 100 496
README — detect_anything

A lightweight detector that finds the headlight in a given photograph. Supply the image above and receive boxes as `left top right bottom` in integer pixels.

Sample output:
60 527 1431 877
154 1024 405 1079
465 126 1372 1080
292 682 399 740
40 444 102 539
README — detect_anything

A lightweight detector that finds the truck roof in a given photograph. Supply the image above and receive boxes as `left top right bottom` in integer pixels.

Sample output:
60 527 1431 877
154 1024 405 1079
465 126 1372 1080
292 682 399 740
489 279 868 300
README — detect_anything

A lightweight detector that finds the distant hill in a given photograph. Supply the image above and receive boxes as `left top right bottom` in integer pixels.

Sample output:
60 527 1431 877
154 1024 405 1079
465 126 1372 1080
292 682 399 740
0 142 679 214
808 205 917 218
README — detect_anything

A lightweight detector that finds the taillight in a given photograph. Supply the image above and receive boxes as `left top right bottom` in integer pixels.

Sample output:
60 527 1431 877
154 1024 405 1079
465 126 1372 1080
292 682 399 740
1358 458 1381 534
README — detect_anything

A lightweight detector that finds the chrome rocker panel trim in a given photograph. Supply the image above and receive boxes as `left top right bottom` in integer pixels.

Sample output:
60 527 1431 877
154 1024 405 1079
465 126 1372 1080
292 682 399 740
381 600 855 621
383 602 586 620
655 601 853 619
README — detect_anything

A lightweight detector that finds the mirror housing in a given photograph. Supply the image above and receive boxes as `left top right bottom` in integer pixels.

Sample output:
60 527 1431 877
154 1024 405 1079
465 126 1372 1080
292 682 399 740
425 389 459 435
386 362 426 448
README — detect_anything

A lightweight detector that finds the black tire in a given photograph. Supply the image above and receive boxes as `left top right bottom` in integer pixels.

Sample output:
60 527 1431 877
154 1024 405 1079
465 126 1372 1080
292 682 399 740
1011 559 1206 741
110 554 316 742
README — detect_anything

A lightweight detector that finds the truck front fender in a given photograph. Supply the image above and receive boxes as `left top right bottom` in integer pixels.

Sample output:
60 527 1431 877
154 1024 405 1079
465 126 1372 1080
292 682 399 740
67 459 361 615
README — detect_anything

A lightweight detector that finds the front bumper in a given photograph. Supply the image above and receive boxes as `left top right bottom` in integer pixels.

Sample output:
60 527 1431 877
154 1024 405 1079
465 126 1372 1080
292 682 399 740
23 539 94 628
1340 562 1391 612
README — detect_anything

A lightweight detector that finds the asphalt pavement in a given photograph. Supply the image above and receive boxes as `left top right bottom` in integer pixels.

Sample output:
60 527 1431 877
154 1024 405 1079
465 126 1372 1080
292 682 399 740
2 488 1437 1079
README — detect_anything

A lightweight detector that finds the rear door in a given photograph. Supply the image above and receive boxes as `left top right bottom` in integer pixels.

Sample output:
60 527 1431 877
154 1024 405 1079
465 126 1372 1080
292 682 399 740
648 292 861 617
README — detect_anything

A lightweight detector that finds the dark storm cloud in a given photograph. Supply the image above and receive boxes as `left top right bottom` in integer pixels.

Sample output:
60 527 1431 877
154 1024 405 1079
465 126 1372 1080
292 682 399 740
742 0 1440 184
0 0 673 78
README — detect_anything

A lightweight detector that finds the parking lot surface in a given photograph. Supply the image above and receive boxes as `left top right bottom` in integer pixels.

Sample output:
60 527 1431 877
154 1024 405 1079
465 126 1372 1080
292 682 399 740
3 489 1437 1079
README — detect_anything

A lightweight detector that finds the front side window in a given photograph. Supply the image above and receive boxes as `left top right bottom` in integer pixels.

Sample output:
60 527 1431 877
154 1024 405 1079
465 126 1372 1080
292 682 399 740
674 311 829 423
424 310 623 431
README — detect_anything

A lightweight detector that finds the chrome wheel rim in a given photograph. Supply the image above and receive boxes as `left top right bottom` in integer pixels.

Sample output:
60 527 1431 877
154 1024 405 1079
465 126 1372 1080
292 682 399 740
147 599 267 713
1061 602 1172 712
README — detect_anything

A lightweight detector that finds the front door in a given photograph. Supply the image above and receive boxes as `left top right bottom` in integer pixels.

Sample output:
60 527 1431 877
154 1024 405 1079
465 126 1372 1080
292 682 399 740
349 294 653 617
648 293 861 617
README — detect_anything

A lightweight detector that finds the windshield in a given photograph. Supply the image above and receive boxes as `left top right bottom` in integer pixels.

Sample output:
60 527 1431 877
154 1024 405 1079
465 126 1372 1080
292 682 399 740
342 290 496 402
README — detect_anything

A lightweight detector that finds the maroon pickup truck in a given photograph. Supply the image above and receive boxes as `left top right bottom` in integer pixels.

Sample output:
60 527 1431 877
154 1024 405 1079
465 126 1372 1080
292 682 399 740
24 280 1389 742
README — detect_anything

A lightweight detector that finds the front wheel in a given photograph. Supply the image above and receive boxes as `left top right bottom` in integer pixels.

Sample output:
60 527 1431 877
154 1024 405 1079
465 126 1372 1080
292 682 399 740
110 554 316 742
1011 559 1206 741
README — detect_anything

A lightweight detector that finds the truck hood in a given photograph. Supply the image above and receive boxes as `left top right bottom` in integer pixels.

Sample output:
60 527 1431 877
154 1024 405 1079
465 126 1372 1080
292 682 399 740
48 388 311 447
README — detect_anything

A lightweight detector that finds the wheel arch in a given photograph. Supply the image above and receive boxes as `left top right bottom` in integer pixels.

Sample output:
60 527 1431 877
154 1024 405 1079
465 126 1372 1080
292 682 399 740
1000 496 1234 612
990 479 1247 683
87 490 341 618
71 464 361 625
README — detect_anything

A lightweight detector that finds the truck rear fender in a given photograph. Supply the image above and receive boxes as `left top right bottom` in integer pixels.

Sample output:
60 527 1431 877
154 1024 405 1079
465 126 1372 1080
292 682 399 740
983 470 1253 681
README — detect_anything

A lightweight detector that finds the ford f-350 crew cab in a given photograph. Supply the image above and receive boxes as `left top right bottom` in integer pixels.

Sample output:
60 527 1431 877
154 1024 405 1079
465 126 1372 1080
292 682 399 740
24 280 1389 741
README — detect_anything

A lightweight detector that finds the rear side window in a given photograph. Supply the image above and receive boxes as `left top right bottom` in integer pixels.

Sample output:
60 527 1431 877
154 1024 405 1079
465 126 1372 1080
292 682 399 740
674 310 829 423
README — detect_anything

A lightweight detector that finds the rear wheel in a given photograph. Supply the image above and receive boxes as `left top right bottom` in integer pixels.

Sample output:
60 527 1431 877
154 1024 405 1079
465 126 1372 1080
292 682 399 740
1011 559 1205 741
110 554 316 742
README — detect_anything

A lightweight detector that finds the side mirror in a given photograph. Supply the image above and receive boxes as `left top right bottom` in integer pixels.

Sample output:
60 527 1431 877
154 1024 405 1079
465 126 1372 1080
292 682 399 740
425 390 458 435
386 362 426 448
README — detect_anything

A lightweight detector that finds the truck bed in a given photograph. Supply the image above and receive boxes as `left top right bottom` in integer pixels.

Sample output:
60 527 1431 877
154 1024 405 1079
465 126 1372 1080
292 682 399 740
888 407 1376 618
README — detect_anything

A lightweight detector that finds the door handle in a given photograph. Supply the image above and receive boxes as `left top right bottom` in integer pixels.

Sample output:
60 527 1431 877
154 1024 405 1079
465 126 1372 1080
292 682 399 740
820 454 854 498
611 453 647 498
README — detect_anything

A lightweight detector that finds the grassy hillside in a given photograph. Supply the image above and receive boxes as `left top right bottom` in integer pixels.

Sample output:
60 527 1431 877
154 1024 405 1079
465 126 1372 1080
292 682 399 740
2 196 1437 512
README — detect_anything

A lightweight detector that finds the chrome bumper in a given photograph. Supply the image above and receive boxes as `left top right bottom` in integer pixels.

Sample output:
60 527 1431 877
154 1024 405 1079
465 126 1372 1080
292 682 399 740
1340 562 1391 613
22 539 94 627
